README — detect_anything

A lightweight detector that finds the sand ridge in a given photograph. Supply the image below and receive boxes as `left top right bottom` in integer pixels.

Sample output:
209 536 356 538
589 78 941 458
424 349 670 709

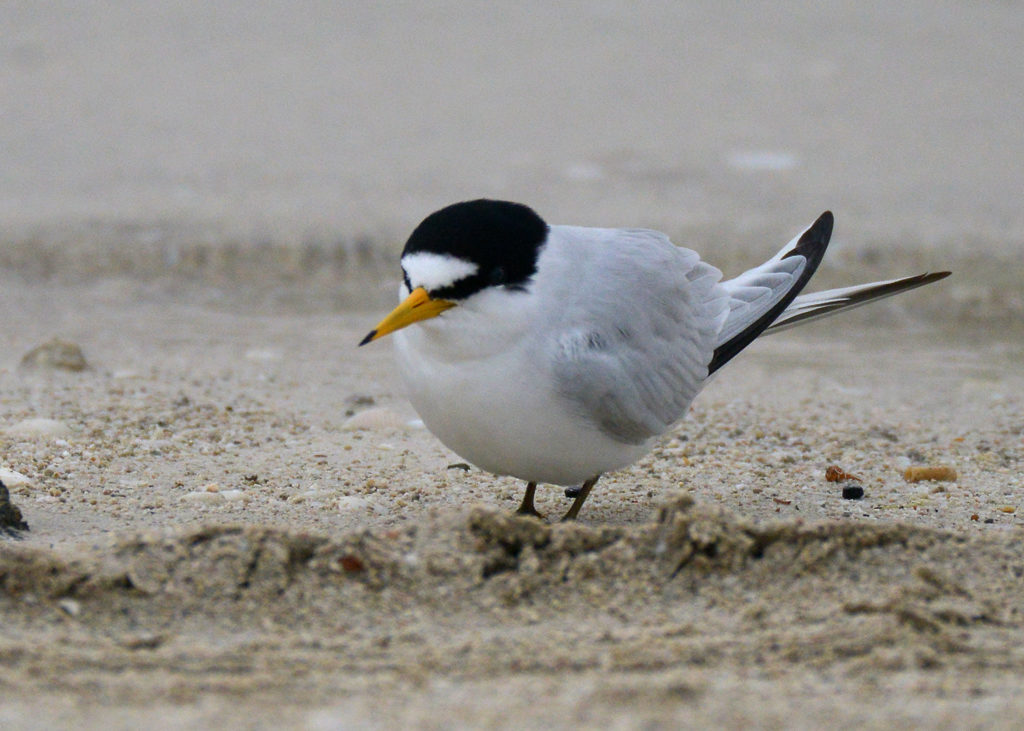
2 495 1023 726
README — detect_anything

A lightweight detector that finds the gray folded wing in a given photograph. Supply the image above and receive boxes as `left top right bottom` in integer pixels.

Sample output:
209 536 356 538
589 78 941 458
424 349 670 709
549 229 728 445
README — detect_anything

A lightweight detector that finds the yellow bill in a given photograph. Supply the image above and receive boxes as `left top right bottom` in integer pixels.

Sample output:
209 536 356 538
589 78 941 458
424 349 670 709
359 287 456 346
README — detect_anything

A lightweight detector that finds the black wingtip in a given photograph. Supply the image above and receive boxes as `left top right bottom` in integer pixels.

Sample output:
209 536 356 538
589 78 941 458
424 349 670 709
358 330 377 347
817 210 834 237
783 211 833 260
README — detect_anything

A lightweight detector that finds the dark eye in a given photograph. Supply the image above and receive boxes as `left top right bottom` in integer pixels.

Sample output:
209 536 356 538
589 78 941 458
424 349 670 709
489 266 506 286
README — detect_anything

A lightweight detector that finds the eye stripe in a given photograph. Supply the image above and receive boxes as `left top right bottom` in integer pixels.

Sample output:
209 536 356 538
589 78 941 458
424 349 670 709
401 252 480 293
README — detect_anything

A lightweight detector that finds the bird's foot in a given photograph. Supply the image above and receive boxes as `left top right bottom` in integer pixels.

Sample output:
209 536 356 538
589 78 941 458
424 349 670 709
560 476 600 521
515 482 545 520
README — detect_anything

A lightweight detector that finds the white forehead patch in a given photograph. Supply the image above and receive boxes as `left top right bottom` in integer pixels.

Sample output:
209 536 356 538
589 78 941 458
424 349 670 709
401 252 479 291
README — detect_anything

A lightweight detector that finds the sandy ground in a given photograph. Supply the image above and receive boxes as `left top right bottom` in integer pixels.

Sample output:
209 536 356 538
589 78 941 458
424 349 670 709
1 275 1022 729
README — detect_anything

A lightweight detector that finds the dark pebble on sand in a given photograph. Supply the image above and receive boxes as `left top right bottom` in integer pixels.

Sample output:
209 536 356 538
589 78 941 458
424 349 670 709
841 484 865 500
1 479 29 532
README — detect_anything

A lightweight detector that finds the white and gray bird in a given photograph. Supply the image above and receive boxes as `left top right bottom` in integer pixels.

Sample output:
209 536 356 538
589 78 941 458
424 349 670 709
360 200 949 520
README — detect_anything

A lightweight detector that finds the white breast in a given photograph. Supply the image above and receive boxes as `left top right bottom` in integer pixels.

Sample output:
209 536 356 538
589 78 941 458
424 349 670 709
393 309 650 486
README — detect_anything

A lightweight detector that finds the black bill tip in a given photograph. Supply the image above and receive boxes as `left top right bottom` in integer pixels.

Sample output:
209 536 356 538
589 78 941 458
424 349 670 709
358 330 377 347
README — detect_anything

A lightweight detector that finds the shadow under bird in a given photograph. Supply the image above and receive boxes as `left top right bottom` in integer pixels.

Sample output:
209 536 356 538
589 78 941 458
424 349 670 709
360 200 949 521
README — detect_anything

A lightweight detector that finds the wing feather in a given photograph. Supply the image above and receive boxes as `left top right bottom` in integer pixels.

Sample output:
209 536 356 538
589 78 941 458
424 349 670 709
708 212 833 373
765 272 951 333
547 228 728 445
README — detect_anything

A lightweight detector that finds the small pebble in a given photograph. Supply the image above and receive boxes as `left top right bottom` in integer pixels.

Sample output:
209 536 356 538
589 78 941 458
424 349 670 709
825 465 860 483
1 479 29 531
181 491 225 505
841 484 865 500
289 484 327 504
118 633 166 650
903 465 957 483
337 495 386 515
20 338 89 371
345 394 376 408
0 468 33 487
4 418 72 439
341 408 409 431
338 555 365 572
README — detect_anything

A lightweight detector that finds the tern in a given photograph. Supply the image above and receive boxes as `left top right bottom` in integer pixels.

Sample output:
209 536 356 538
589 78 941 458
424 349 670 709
361 200 949 520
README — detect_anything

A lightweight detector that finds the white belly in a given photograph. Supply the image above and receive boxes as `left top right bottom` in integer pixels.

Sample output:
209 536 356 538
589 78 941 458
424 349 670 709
393 327 648 486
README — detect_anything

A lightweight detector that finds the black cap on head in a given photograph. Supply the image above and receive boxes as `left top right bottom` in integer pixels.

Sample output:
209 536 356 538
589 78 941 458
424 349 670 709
402 199 549 300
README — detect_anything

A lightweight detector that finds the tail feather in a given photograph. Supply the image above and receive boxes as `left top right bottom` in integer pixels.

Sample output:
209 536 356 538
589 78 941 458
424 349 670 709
764 271 951 333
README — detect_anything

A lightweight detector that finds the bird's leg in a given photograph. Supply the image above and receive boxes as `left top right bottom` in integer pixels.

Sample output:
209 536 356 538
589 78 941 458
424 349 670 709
560 475 600 521
516 482 544 519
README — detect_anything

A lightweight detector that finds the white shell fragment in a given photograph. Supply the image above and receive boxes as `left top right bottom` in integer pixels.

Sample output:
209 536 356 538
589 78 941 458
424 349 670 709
4 418 72 439
0 467 33 487
342 408 410 431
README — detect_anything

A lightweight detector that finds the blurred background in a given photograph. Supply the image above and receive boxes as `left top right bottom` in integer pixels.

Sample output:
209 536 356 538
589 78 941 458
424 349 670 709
1 1 1021 320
